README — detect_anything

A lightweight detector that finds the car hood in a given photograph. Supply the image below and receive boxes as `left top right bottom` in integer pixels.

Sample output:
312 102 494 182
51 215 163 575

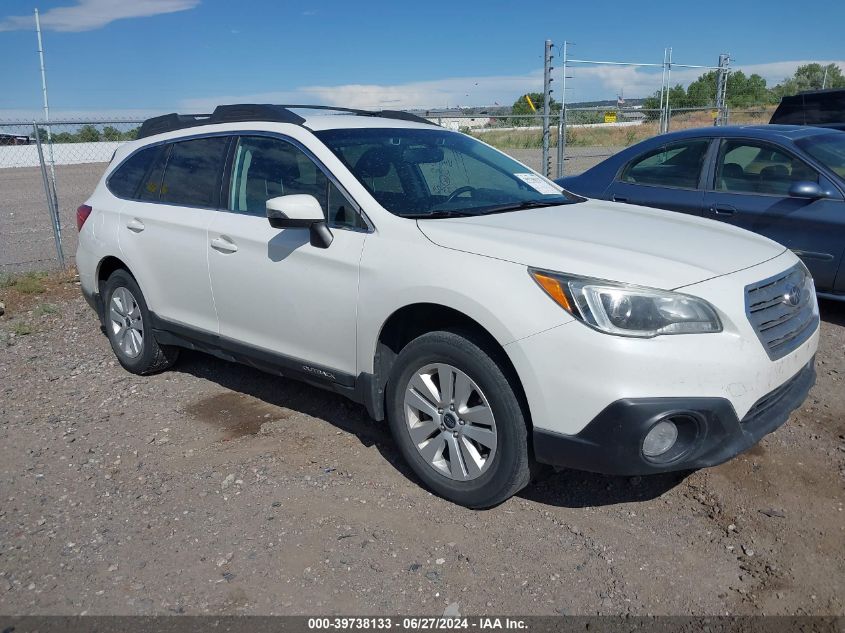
416 200 786 290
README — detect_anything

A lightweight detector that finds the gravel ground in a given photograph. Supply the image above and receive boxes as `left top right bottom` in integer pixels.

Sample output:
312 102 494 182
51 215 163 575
0 276 843 616
0 148 615 274
0 163 103 273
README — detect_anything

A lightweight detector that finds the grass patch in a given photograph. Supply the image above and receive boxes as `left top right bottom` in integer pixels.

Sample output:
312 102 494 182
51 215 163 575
3 271 49 295
12 322 33 336
471 128 557 149
34 302 61 317
0 267 78 317
471 108 777 152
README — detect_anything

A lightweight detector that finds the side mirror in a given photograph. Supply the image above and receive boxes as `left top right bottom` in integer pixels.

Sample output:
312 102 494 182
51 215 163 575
788 181 825 199
266 194 333 248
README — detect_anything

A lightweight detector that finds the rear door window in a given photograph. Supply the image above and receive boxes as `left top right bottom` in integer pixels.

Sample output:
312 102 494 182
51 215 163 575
159 137 229 208
620 140 709 189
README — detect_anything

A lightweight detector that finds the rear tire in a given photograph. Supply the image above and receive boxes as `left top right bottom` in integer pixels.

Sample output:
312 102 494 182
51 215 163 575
102 269 179 375
386 329 532 508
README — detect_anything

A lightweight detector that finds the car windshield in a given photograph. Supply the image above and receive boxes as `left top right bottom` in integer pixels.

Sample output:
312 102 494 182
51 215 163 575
795 132 845 179
314 127 580 218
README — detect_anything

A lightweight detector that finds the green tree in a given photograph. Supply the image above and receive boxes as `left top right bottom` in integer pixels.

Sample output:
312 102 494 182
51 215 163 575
77 125 101 142
772 63 845 98
642 86 688 111
643 70 774 111
32 126 49 141
102 126 121 141
684 71 719 107
511 93 560 126
643 84 691 111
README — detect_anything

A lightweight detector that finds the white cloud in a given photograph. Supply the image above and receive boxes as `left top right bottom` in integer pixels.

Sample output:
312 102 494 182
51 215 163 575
0 0 200 32
180 71 548 111
184 60 841 111
178 60 842 112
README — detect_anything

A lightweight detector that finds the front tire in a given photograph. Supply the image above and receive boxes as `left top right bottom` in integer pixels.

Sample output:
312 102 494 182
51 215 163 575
386 330 532 508
102 269 179 375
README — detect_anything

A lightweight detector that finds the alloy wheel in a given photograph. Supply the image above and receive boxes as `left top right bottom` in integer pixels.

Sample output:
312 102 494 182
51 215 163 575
109 286 144 359
404 363 498 481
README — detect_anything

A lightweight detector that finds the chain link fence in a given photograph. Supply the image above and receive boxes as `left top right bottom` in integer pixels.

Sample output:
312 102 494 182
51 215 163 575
0 119 142 274
0 104 775 274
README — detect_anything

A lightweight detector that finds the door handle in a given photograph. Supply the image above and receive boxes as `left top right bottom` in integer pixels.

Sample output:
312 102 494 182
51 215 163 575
126 218 145 233
711 204 736 216
210 236 238 254
612 195 628 203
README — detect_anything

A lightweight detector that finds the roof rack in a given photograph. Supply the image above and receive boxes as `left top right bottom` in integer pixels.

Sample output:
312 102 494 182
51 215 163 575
136 104 436 139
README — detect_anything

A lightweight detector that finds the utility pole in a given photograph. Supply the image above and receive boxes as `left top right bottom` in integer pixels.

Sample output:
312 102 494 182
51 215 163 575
542 39 554 178
35 8 58 208
715 53 730 126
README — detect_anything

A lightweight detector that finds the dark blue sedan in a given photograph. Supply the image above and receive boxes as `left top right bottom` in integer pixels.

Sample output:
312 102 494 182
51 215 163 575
556 125 845 299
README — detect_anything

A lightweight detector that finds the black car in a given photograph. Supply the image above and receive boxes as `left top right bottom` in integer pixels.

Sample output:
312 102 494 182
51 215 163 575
555 125 845 299
770 88 845 131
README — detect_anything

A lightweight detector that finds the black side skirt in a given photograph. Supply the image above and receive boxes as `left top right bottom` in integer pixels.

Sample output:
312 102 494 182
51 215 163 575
148 311 379 414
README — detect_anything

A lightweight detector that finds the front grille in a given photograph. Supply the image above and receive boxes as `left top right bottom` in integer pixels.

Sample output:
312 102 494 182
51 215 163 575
745 264 818 360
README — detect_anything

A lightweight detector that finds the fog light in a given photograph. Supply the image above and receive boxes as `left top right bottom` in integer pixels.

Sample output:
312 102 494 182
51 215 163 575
642 420 678 458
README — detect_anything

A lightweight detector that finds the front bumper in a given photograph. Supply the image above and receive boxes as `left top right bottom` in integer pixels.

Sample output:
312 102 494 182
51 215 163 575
533 359 815 475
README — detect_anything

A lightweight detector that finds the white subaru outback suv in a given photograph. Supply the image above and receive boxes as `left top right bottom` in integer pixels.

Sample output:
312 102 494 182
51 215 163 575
76 104 820 508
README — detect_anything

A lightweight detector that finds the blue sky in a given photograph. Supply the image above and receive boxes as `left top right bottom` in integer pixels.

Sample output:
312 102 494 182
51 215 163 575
1 0 844 118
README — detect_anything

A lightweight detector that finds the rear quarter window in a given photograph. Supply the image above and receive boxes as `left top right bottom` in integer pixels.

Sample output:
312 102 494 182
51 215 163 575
107 145 160 199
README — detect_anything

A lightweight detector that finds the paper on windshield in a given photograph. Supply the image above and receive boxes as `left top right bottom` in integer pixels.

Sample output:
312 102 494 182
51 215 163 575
514 173 562 195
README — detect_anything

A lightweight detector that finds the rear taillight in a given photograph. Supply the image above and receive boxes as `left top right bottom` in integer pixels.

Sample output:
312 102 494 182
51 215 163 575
76 205 92 231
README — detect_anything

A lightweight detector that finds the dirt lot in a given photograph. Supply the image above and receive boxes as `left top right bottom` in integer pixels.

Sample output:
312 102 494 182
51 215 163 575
0 275 843 616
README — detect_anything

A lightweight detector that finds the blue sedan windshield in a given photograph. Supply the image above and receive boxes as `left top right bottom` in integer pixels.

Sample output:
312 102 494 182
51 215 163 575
795 133 845 179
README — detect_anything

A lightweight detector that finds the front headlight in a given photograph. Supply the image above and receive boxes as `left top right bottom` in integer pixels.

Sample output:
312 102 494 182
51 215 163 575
529 269 722 337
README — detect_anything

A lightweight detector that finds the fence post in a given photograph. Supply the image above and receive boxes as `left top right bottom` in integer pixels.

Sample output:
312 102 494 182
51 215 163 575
658 48 668 134
661 47 673 133
556 108 566 179
33 123 65 269
542 39 554 178
556 41 568 179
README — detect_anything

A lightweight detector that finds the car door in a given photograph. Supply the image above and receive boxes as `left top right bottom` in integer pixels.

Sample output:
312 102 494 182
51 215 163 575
603 138 711 216
206 134 368 379
117 136 227 333
703 138 845 291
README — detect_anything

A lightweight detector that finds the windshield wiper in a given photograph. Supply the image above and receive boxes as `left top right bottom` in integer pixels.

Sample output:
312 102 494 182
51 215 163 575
475 200 568 215
401 210 476 219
